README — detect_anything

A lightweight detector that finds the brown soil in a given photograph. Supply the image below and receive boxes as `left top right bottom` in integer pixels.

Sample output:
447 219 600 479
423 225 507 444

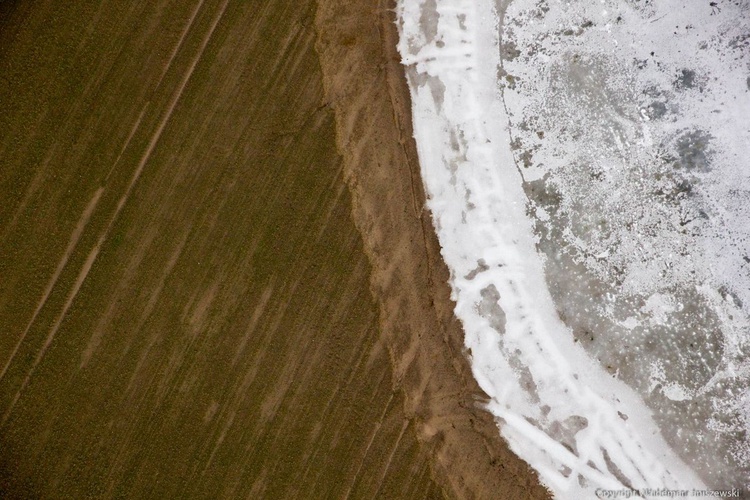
315 1 551 498
0 0 549 498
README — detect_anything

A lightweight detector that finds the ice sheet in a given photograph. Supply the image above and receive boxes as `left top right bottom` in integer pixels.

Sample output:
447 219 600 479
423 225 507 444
396 0 749 496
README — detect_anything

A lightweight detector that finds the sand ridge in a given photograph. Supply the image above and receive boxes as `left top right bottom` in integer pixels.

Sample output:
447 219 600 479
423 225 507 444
314 0 551 498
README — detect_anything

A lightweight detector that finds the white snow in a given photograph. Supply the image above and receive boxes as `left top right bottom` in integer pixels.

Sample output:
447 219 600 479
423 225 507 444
397 0 750 496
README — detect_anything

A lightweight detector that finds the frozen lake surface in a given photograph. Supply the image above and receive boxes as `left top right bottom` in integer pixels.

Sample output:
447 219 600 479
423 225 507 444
398 0 749 496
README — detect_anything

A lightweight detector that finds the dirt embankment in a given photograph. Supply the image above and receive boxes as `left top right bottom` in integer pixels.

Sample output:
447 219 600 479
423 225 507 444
315 1 551 498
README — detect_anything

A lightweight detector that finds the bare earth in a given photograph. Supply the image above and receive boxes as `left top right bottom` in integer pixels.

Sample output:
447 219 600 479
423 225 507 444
0 0 548 498
315 2 549 498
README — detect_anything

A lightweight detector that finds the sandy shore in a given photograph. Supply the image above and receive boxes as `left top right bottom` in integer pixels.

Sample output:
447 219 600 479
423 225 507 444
315 1 550 498
0 0 548 497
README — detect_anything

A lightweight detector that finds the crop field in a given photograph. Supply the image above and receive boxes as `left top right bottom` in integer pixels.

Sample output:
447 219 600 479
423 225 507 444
0 0 441 497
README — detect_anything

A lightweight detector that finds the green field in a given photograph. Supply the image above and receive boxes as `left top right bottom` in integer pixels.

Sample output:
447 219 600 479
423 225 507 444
0 0 441 497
